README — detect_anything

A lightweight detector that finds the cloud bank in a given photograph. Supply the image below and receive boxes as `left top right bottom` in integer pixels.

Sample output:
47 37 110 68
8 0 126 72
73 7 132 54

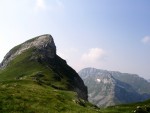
81 48 106 63
142 36 150 44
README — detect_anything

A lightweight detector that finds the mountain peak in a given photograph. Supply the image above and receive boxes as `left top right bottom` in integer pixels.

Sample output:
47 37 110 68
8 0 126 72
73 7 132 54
0 34 56 69
0 34 88 101
79 68 150 107
27 34 55 49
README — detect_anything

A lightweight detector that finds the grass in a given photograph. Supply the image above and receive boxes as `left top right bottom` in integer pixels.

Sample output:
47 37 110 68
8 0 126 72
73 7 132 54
0 47 69 90
0 80 101 113
100 100 150 113
0 78 149 113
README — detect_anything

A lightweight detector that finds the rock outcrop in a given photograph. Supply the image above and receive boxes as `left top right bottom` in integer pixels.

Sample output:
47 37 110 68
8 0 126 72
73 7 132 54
0 34 56 69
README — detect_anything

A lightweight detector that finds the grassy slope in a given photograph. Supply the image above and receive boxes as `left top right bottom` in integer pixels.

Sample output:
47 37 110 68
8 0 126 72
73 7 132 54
0 79 149 113
0 48 68 89
0 80 101 113
0 48 100 113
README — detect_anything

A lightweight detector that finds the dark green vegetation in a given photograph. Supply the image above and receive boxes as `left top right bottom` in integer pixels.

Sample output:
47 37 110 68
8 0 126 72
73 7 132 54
100 99 150 113
0 80 100 113
0 47 78 90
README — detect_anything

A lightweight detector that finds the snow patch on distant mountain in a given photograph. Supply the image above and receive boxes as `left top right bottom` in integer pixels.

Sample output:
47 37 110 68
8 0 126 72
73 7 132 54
96 79 101 82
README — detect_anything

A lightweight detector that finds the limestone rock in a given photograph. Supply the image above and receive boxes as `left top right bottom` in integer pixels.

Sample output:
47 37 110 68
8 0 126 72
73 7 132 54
0 34 56 69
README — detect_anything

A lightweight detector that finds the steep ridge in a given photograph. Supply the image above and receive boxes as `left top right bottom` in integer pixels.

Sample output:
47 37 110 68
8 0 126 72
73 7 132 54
0 34 87 101
79 67 150 107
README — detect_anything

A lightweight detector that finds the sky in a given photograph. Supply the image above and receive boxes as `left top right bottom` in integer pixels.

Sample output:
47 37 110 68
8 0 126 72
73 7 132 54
0 0 150 79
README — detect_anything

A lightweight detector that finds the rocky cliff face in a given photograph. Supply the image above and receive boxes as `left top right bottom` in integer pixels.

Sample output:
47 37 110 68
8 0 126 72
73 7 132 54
0 34 56 69
79 68 150 107
0 34 87 101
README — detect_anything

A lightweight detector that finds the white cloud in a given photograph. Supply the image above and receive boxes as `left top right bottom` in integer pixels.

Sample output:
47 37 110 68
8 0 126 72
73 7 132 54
81 48 106 63
142 36 150 44
35 0 46 11
34 0 64 13
69 48 107 72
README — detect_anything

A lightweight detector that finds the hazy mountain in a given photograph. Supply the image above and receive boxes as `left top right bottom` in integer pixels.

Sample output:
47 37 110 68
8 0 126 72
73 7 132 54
0 35 103 113
79 67 150 107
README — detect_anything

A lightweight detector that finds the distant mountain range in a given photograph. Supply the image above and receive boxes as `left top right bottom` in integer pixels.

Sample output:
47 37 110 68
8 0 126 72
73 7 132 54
79 67 150 107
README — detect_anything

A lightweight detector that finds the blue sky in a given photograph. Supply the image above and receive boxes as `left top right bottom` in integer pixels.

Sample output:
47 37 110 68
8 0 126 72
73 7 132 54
0 0 150 79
